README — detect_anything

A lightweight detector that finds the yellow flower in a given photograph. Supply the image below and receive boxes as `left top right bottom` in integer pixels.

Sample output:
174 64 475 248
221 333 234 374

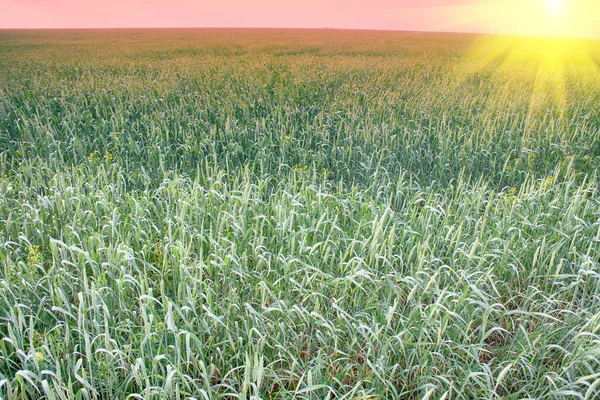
87 151 100 162
35 352 44 362
505 187 518 198
542 176 555 190
27 245 41 266
292 164 309 175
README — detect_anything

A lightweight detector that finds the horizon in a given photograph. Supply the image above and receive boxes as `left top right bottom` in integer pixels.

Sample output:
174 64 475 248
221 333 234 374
2 27 600 42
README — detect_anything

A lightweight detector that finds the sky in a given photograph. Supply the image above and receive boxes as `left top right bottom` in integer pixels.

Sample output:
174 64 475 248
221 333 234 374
2 0 600 38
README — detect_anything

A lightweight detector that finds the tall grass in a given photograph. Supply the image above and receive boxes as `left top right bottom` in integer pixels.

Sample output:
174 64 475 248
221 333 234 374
0 29 599 399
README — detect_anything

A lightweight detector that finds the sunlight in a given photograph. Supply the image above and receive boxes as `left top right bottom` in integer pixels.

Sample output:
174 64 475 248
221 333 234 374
449 0 600 38
525 39 568 136
547 0 563 14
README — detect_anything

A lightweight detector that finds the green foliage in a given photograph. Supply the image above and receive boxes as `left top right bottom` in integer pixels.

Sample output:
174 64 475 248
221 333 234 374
0 29 599 399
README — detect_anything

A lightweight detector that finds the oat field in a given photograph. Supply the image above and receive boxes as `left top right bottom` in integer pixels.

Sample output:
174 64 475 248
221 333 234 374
1 29 600 399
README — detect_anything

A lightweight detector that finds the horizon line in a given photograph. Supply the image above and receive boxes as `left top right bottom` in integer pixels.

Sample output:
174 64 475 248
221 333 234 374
0 26 598 40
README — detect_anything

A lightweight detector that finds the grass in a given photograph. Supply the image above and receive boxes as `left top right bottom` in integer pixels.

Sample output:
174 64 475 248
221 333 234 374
0 28 599 399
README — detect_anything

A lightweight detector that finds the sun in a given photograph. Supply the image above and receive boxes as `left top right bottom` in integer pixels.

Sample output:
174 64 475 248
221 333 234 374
547 0 563 14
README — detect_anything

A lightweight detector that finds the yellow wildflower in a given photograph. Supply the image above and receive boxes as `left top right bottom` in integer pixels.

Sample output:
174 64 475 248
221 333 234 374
27 245 41 266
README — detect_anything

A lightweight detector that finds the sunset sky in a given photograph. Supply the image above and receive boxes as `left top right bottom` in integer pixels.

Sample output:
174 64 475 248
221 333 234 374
2 0 600 38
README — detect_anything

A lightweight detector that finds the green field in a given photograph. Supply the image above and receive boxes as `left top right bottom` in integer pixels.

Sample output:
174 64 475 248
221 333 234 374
1 29 600 399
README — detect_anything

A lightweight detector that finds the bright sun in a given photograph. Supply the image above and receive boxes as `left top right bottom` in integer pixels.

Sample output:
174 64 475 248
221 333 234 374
547 0 563 13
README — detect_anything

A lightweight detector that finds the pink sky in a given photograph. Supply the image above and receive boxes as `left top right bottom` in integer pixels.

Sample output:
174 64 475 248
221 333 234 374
2 0 600 37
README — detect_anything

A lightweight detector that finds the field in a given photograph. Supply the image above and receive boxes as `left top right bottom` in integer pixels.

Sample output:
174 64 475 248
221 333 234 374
1 29 600 399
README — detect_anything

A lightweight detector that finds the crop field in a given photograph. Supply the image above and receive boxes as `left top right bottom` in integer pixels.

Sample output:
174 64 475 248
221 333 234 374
0 29 600 399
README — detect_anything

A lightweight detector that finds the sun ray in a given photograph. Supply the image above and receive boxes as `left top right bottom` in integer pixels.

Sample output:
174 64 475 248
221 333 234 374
521 38 569 147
